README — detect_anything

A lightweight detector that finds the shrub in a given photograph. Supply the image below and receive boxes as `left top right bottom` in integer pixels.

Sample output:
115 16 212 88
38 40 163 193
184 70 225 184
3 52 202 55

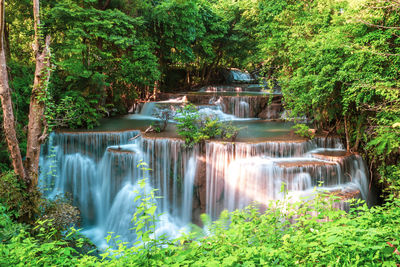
46 91 105 130
0 222 98 266
175 104 238 147
35 196 80 239
1 181 400 265
292 123 315 139
97 189 400 266
0 204 28 243
0 171 40 221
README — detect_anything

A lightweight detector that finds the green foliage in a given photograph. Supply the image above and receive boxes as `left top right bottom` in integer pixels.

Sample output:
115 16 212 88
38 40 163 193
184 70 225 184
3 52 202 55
175 104 238 147
292 124 315 139
0 171 39 221
2 1 400 264
257 0 400 192
3 0 262 142
367 126 400 157
1 180 400 265
44 0 160 121
131 163 160 247
36 197 80 238
46 91 104 129
0 221 97 266
378 164 400 199
119 192 400 266
0 204 28 243
175 104 205 147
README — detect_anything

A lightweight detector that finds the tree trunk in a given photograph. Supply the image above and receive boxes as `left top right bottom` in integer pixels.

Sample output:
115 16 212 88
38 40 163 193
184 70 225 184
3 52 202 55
344 115 350 152
205 50 222 85
352 116 363 152
25 0 51 189
0 0 27 181
4 17 9 61
152 81 159 100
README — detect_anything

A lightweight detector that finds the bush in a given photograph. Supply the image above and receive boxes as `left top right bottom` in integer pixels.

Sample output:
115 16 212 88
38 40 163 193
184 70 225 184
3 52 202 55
46 91 105 130
94 190 400 265
35 196 80 239
0 222 98 266
292 123 315 139
114 191 400 266
0 204 28 243
0 171 40 221
175 104 238 147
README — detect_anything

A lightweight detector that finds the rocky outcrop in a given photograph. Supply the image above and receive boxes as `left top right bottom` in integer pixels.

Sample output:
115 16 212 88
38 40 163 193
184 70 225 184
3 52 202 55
258 103 283 120
192 155 207 225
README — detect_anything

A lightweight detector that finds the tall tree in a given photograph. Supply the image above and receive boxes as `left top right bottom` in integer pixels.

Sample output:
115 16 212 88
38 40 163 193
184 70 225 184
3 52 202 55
0 0 51 192
25 0 51 188
0 0 27 181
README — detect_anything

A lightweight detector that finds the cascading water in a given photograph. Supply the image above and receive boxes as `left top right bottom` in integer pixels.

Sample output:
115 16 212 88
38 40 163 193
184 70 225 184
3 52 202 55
40 131 198 248
40 83 370 248
224 69 255 83
205 138 368 219
226 97 250 118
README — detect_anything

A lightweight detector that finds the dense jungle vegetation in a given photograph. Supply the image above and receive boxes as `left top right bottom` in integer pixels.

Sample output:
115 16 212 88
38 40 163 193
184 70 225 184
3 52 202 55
1 0 400 265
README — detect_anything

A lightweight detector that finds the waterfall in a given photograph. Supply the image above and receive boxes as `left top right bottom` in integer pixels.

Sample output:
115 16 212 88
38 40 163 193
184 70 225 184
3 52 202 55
208 96 260 118
227 69 254 83
40 131 198 247
40 128 368 246
205 139 368 219
140 102 156 116
182 157 197 223
226 97 250 118
200 85 244 92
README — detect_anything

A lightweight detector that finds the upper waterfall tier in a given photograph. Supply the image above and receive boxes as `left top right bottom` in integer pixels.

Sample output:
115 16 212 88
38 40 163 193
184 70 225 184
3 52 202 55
156 92 283 119
222 69 256 84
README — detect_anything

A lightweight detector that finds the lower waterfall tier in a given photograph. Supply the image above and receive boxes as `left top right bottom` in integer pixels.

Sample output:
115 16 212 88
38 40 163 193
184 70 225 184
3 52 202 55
39 131 369 247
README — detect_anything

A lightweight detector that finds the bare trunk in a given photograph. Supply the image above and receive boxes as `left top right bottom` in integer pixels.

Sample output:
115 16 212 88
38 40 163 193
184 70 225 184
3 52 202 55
0 0 27 181
344 115 350 152
352 117 363 152
102 0 111 10
185 64 190 88
4 18 9 60
200 62 206 83
25 0 51 188
152 80 159 100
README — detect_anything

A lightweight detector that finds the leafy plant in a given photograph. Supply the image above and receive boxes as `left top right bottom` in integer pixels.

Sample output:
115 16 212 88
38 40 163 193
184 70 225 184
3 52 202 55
175 104 238 147
45 91 104 129
292 124 315 139
35 196 80 239
148 110 171 133
0 171 40 221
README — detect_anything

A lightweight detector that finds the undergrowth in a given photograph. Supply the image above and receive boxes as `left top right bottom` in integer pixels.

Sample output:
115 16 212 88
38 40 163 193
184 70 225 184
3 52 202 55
1 186 399 266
